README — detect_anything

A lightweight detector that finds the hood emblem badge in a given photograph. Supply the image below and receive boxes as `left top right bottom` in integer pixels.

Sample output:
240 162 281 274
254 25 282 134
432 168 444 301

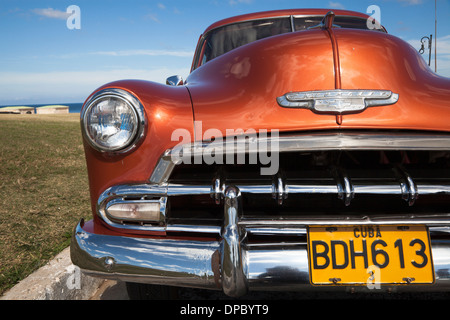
277 89 399 115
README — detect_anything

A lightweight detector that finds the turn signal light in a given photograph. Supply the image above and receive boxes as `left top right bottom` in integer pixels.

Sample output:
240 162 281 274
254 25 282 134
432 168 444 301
106 201 164 223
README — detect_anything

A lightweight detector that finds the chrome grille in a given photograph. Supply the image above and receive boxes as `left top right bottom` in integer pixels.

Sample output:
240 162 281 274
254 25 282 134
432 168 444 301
167 150 450 214
98 131 450 233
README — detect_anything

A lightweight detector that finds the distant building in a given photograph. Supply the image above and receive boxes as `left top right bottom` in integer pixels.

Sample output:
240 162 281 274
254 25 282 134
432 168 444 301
36 105 69 114
0 106 35 114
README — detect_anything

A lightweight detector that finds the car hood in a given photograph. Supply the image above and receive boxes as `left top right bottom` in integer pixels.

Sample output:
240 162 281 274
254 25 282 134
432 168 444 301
186 28 450 139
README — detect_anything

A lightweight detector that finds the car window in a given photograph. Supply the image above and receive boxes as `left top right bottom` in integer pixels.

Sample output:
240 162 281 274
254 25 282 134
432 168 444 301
197 15 385 68
293 16 384 31
202 17 292 64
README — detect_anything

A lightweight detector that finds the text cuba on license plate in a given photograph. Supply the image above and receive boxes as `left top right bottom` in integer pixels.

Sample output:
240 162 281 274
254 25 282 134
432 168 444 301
307 225 434 285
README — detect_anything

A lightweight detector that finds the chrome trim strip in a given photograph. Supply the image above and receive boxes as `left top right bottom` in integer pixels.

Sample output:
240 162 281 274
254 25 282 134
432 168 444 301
149 131 450 184
240 214 450 227
246 226 450 237
277 90 399 115
289 15 295 32
106 179 450 198
71 220 450 294
167 224 221 234
149 150 176 183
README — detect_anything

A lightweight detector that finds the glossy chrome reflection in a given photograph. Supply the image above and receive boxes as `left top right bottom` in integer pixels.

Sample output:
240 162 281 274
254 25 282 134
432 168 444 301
277 90 399 115
71 219 450 295
220 186 248 297
97 176 450 231
332 167 354 206
166 75 184 86
71 220 220 288
149 131 450 184
307 10 339 30
393 166 419 206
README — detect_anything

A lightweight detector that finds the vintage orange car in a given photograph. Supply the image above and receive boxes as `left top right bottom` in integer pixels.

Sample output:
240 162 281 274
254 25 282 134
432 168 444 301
71 8 450 299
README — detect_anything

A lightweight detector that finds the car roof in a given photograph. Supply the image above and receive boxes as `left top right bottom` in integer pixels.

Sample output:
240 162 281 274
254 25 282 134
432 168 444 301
203 8 373 34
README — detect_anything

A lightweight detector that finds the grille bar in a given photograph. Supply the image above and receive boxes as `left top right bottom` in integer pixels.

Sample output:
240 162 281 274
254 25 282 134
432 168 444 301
101 177 450 207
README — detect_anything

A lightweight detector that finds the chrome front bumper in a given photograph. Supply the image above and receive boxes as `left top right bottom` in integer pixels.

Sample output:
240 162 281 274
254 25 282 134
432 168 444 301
72 131 450 297
71 186 450 298
71 220 450 296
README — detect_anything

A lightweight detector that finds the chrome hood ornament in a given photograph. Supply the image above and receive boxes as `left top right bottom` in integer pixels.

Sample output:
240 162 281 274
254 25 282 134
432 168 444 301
277 89 399 115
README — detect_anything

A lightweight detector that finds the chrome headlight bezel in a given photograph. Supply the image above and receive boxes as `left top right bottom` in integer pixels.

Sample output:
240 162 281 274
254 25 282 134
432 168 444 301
81 88 146 154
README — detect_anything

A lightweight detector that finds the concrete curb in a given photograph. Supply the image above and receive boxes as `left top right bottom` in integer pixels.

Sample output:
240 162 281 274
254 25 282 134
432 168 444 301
0 247 105 300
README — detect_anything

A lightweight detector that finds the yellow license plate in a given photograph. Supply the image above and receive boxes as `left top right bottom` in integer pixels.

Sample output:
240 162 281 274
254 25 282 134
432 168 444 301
307 225 434 286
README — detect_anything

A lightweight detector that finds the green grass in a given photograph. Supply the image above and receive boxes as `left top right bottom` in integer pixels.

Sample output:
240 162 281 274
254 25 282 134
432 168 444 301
0 114 91 296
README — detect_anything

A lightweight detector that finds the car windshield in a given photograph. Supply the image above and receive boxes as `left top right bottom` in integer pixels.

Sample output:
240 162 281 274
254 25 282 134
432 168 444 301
198 15 384 67
202 17 291 64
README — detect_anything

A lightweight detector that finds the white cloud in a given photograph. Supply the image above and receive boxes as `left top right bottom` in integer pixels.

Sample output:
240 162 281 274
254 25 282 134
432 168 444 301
0 68 191 105
91 49 194 58
32 8 70 20
145 13 160 23
328 1 345 9
157 3 166 10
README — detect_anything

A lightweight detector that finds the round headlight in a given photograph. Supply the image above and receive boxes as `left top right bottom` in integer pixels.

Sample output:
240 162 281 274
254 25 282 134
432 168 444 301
82 89 145 153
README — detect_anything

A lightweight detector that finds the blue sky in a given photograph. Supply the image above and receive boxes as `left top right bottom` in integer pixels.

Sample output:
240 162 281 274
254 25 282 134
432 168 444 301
0 0 449 105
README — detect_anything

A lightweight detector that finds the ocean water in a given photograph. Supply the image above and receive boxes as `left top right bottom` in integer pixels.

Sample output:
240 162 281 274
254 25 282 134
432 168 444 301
64 102 83 113
0 102 83 114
